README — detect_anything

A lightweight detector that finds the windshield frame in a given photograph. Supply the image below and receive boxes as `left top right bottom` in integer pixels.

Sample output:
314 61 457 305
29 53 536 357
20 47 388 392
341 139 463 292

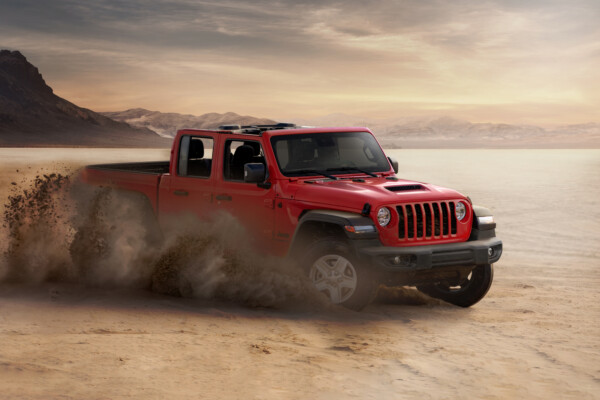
269 131 391 178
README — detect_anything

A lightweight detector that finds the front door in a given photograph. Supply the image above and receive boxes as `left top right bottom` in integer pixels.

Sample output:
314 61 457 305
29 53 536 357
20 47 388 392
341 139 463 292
213 137 276 251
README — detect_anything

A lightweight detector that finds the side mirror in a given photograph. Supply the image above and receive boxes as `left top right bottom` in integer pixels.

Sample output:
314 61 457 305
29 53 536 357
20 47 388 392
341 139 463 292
244 163 266 183
387 157 399 174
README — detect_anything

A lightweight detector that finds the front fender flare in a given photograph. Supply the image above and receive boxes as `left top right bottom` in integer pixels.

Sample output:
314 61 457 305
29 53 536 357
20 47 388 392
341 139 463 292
287 210 379 257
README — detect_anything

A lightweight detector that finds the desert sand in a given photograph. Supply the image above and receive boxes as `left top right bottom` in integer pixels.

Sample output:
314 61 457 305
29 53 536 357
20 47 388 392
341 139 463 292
0 148 598 400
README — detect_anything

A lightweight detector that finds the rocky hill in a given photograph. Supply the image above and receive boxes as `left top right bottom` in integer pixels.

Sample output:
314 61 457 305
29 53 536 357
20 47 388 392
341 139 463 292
0 50 172 147
102 108 277 138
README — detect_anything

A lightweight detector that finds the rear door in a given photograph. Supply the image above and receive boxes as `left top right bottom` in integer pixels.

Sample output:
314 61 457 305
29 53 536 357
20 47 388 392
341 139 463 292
158 134 217 222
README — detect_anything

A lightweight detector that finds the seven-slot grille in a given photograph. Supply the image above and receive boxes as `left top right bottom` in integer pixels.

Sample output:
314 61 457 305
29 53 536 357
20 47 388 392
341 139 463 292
396 202 458 240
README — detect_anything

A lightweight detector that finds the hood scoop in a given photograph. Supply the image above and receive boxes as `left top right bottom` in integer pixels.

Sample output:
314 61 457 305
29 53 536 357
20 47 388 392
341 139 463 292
385 184 425 192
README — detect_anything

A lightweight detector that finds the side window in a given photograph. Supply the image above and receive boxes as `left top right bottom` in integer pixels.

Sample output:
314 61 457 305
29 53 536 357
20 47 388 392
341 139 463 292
223 139 265 181
178 136 213 177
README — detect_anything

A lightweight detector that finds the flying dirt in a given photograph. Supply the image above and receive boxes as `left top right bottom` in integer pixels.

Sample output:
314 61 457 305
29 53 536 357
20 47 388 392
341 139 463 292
1 171 329 309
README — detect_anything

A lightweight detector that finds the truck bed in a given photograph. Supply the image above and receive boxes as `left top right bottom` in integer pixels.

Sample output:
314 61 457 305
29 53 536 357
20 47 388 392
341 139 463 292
81 161 170 212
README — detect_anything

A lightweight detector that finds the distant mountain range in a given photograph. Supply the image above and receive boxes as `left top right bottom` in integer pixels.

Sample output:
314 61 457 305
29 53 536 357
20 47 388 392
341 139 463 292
109 108 599 148
0 50 173 147
294 114 600 148
101 109 276 138
103 109 600 148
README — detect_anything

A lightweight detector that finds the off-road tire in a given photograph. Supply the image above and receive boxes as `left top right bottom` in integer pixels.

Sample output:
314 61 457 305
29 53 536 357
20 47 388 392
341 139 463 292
417 263 494 307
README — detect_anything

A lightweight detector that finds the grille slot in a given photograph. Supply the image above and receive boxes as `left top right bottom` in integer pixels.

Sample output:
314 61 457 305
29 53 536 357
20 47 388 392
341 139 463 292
441 202 449 235
397 201 458 240
398 206 405 239
406 205 414 238
449 202 457 234
424 203 432 237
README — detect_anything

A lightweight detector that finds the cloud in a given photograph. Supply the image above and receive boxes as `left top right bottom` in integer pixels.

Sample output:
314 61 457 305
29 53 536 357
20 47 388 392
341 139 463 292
0 0 598 123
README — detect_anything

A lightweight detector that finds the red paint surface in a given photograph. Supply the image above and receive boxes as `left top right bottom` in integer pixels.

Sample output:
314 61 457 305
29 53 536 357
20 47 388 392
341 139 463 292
81 127 472 255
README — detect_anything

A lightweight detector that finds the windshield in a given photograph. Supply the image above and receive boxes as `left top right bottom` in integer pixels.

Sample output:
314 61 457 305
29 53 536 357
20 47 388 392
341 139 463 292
271 131 390 177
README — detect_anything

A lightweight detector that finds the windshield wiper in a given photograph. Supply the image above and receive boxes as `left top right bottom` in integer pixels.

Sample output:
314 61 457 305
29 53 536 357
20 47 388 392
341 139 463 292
286 169 338 180
326 167 378 178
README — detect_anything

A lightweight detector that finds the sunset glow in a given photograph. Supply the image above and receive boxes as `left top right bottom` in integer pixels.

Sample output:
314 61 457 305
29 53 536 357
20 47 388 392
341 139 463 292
1 0 598 125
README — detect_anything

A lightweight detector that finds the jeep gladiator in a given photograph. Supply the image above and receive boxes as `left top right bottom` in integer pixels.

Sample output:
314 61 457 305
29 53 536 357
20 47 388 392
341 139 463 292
81 124 502 309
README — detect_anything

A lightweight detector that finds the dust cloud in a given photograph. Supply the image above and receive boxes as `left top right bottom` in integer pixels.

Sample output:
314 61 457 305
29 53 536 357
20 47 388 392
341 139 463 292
0 171 326 309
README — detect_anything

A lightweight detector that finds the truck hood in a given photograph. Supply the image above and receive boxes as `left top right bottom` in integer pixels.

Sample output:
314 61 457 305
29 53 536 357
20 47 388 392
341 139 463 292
287 177 467 211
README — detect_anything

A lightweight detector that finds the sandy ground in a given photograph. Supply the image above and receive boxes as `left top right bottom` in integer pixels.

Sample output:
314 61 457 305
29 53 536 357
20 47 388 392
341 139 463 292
0 148 599 400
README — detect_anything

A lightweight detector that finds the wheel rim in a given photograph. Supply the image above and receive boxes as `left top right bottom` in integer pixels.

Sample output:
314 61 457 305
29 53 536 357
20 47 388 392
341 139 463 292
309 254 357 304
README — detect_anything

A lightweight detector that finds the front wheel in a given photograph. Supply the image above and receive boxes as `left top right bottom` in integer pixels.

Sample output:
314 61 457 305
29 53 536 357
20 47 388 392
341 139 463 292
302 239 376 310
417 264 494 307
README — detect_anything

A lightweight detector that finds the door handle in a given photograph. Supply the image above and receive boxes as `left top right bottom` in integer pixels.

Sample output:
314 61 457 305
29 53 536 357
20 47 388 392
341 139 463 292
174 190 188 196
216 194 232 201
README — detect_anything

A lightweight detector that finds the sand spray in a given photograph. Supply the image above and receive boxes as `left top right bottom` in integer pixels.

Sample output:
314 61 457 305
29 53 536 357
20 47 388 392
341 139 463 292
1 172 329 309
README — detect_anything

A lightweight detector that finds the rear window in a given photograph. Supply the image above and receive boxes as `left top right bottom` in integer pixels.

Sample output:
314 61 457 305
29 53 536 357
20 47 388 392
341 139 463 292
177 136 214 177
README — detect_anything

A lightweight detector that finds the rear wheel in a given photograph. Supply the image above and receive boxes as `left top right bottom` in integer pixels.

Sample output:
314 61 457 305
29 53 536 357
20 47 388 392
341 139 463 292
417 264 494 307
302 239 376 310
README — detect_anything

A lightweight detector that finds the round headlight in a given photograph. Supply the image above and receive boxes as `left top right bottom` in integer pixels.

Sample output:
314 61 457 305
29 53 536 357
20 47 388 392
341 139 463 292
455 201 466 221
377 207 391 227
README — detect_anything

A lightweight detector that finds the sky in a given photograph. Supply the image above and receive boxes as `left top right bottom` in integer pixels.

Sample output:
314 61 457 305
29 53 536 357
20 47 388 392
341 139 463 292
1 0 599 126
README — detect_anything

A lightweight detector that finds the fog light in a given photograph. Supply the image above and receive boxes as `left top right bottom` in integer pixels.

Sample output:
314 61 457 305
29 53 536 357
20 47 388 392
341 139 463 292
389 255 414 267
488 247 494 257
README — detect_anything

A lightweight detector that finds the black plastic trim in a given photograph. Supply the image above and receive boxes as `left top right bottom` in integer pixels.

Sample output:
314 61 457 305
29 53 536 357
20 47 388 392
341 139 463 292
359 237 503 272
470 205 497 239
291 209 378 241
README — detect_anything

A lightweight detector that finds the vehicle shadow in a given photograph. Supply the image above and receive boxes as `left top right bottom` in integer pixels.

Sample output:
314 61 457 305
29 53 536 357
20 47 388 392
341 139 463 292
0 281 458 326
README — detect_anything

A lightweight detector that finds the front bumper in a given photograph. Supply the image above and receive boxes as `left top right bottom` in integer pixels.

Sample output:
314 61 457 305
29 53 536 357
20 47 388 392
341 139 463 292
359 237 502 272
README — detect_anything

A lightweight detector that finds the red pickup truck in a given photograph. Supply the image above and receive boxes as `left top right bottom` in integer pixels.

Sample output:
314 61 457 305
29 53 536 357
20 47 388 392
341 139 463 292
81 124 502 309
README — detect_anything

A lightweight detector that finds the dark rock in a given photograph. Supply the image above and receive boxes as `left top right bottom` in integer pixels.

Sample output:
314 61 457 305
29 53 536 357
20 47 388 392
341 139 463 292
0 49 172 147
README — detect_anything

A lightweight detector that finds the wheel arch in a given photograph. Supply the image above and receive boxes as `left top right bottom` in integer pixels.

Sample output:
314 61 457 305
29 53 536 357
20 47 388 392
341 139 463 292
287 210 378 259
109 188 163 242
470 205 497 240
